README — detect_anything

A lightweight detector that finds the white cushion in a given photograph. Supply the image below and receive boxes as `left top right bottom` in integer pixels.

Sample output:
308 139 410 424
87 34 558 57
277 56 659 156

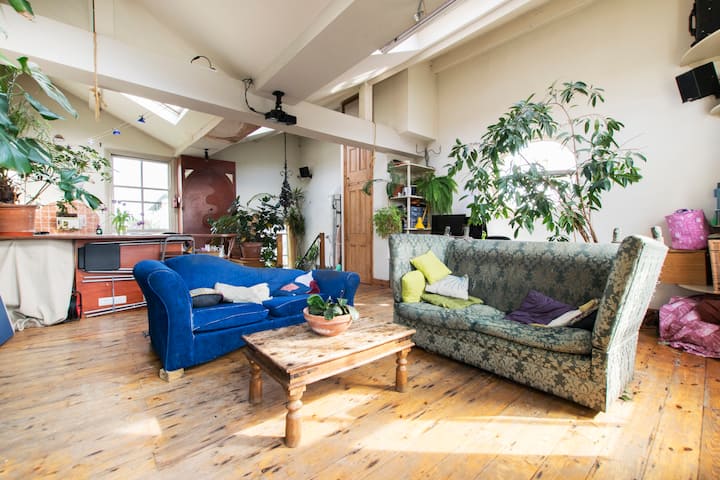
424 274 469 300
214 282 270 304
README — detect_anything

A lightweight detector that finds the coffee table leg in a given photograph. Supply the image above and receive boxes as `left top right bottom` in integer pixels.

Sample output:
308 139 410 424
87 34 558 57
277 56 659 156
285 386 306 448
395 348 411 393
248 360 263 404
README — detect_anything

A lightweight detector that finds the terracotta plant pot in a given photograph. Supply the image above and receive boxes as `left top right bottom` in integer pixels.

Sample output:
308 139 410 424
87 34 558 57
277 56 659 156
0 204 38 236
240 241 262 259
303 307 352 336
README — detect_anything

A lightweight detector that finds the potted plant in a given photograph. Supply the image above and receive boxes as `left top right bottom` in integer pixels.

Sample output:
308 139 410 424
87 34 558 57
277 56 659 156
0 52 111 233
303 294 359 336
448 81 645 242
373 205 403 238
414 173 457 215
111 208 133 235
209 193 285 266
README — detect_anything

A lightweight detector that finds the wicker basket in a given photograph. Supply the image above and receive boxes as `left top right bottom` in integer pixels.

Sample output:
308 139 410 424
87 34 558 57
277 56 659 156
709 239 720 293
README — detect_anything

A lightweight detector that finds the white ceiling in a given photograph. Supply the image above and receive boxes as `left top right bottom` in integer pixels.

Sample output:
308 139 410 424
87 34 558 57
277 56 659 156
17 0 589 156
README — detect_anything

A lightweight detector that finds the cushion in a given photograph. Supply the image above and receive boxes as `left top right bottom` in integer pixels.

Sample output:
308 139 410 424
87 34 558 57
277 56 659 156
295 271 314 287
424 274 469 300
505 290 574 325
263 294 313 318
570 311 598 331
421 292 483 309
401 270 426 303
546 298 599 327
189 287 223 308
410 250 451 284
215 282 270 304
192 302 269 332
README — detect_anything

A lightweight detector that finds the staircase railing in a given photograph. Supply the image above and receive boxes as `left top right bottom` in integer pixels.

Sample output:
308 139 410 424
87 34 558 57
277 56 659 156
295 232 325 270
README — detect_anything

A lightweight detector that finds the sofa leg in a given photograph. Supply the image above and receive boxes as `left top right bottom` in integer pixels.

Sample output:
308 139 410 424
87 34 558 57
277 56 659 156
159 368 184 382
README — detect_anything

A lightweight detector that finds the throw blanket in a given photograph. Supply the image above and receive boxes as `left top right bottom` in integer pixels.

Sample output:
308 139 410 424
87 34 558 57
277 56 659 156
659 295 720 358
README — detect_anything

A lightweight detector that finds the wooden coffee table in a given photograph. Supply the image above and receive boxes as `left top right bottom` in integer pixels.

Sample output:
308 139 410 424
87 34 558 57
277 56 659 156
242 321 415 447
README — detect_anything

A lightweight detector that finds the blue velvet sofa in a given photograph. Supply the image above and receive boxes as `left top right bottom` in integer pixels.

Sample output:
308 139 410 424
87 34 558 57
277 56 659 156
389 234 667 411
133 255 360 380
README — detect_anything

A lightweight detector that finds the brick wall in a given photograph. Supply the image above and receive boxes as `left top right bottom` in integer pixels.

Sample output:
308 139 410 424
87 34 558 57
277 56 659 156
34 202 101 235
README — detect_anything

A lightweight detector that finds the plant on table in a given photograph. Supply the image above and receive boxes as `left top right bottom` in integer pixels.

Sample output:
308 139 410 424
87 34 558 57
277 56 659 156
448 81 645 242
306 294 358 321
111 208 133 235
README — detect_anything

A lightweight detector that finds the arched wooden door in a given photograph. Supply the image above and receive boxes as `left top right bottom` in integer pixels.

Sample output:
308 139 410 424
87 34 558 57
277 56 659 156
179 155 235 234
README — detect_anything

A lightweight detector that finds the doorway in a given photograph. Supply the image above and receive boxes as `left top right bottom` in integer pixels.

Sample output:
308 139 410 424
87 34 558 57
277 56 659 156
343 145 373 284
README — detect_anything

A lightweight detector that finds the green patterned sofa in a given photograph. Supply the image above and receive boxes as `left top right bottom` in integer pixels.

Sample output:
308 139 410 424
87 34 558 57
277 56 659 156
389 234 667 411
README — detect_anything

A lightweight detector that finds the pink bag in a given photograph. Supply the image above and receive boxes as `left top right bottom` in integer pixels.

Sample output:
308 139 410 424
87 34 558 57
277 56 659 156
665 209 709 250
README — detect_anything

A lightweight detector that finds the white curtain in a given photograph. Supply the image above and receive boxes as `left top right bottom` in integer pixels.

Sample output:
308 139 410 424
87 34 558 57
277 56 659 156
0 240 74 330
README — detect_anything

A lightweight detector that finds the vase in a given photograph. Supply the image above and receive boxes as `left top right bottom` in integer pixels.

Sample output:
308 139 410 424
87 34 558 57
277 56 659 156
0 204 38 236
303 307 352 336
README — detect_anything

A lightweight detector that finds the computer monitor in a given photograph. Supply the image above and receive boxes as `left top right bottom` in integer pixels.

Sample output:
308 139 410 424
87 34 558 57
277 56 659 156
431 215 486 239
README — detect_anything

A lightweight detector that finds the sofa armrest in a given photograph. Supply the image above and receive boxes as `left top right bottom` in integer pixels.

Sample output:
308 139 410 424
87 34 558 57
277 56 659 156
592 235 668 353
313 269 361 305
133 260 195 371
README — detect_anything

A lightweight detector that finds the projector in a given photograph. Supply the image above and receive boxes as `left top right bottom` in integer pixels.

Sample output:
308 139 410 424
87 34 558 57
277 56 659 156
265 90 297 125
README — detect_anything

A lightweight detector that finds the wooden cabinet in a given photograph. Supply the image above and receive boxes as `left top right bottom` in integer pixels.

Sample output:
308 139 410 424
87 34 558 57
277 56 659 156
389 162 434 232
75 239 184 317
659 249 710 285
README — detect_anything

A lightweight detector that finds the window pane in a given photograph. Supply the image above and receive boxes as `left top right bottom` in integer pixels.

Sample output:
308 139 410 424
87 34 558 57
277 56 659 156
143 161 169 189
113 186 142 203
143 201 169 230
113 157 142 186
142 189 168 203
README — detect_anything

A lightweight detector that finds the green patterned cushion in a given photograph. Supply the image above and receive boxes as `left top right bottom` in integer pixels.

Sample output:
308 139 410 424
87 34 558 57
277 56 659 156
421 292 482 309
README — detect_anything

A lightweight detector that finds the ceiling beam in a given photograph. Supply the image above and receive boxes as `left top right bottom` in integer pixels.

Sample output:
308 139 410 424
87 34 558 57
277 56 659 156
0 4 419 157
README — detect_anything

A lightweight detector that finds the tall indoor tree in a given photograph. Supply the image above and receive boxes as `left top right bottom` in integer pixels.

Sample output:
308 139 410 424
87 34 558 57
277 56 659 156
448 81 645 242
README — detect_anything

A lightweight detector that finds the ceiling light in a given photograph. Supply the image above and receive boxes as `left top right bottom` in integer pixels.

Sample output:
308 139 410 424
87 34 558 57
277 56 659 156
264 91 297 125
381 0 458 54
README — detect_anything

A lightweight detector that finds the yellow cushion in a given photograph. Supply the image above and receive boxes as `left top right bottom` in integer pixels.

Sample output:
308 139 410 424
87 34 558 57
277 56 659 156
410 250 451 284
401 270 426 303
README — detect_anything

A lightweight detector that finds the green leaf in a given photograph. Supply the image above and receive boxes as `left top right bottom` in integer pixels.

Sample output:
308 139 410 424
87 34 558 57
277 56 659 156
23 92 63 120
9 0 34 18
26 61 78 118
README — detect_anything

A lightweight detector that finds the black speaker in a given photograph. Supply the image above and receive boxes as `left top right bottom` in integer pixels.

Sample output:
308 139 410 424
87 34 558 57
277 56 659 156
690 0 720 45
676 62 720 102
299 166 312 178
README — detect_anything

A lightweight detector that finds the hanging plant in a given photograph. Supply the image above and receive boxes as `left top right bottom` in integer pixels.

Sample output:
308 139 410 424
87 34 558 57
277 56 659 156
373 206 403 239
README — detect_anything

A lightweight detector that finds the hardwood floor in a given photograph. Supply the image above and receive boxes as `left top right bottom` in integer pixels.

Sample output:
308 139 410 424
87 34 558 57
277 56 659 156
0 284 717 479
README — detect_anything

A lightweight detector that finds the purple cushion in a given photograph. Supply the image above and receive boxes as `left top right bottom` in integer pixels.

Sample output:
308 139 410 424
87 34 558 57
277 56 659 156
505 290 574 325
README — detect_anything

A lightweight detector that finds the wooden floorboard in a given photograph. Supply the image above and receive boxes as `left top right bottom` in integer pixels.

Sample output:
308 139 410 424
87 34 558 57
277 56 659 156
0 283 717 479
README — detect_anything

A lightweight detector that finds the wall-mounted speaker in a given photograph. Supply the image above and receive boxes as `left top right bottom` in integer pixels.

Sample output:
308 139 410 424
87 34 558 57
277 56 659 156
676 62 720 102
299 166 312 178
690 0 720 46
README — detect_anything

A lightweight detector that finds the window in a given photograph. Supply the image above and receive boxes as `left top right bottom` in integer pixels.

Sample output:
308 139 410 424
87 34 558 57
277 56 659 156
122 93 188 125
111 155 170 231
504 140 576 176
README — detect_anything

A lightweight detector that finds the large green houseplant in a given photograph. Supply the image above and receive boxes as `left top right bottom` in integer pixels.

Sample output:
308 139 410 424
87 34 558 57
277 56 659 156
210 193 285 266
448 81 645 242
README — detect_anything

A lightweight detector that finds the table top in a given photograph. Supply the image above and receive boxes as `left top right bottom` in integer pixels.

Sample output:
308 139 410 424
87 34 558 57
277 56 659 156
242 320 415 381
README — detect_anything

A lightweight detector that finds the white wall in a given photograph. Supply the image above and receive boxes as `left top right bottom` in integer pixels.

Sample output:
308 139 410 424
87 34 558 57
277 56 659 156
434 0 719 304
298 137 343 267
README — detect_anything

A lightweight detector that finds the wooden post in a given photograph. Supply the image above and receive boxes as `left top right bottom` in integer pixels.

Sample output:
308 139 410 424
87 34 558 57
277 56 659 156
248 360 263 404
395 348 410 393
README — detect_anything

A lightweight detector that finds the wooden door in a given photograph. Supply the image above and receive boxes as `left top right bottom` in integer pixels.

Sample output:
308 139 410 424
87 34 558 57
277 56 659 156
179 156 236 234
343 145 373 283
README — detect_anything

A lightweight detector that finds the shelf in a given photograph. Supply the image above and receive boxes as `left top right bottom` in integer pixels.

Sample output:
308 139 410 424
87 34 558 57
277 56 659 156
680 29 720 66
679 284 717 294
391 195 425 201
389 162 434 172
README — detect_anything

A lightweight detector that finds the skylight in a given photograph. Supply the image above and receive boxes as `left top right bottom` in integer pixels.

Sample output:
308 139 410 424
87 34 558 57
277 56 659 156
245 126 275 139
122 93 188 125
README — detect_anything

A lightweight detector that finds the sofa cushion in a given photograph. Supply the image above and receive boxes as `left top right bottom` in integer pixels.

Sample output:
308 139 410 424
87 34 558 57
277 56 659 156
505 290 574 325
424 274 469 300
215 282 270 304
411 250 452 284
401 270 426 303
396 302 592 355
263 295 313 318
420 292 483 309
192 303 269 333
189 287 223 308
